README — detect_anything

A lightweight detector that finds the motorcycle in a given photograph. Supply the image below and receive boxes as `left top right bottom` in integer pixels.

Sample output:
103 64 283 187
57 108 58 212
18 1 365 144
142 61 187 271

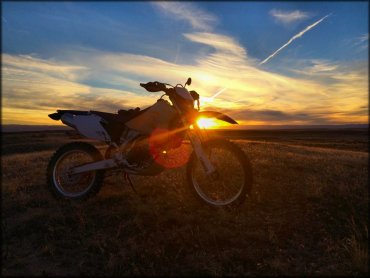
47 78 253 207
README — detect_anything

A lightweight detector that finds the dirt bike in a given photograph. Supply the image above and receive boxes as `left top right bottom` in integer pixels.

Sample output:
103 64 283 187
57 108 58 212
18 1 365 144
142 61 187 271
47 77 253 207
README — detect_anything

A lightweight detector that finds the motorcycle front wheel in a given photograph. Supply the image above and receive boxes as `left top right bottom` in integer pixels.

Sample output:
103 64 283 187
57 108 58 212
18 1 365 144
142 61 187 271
186 139 252 207
46 142 105 200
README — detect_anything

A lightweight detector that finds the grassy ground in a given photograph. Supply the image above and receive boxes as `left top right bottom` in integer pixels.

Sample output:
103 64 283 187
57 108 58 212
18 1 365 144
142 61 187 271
1 130 368 276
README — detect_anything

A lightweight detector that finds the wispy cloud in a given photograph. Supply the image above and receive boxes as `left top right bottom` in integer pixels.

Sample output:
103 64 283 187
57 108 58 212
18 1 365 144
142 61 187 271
353 33 369 51
260 14 331 65
358 33 369 43
153 2 217 31
2 3 367 127
307 59 339 73
2 53 156 124
289 59 366 81
270 9 310 25
3 54 88 81
183 32 246 58
291 59 339 76
2 47 367 125
2 7 367 126
232 108 334 124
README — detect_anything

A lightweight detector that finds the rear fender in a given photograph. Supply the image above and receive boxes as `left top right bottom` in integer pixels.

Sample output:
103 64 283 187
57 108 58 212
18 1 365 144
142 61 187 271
197 111 238 124
48 112 62 121
48 110 111 141
62 113 110 141
49 111 110 141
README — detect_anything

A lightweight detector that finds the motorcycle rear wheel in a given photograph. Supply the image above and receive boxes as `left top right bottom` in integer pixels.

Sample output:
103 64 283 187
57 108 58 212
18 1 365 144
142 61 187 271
46 142 105 200
186 139 252 207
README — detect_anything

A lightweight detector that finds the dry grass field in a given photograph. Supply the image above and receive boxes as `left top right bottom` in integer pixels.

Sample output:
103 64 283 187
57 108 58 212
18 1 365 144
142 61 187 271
1 129 368 276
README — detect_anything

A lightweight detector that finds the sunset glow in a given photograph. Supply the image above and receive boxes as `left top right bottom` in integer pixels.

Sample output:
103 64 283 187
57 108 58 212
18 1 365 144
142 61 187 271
197 118 219 129
2 2 368 127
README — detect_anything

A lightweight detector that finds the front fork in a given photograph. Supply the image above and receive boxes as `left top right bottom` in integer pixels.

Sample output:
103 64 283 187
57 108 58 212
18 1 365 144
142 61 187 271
187 128 216 175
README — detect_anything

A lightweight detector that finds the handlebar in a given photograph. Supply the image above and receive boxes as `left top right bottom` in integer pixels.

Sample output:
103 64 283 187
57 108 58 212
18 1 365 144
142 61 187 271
140 77 191 94
140 79 200 111
139 81 168 93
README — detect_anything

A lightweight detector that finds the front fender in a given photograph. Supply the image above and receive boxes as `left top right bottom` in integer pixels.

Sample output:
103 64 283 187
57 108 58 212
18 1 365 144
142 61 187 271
197 111 238 124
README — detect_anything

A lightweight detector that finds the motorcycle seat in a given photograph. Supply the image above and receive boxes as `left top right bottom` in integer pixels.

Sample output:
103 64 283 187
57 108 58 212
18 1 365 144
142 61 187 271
92 108 148 144
91 107 146 124
57 109 90 115
50 108 147 124
49 110 90 120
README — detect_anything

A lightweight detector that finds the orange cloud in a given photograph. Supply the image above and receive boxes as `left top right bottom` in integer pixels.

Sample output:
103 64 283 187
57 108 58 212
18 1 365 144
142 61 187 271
1 29 368 126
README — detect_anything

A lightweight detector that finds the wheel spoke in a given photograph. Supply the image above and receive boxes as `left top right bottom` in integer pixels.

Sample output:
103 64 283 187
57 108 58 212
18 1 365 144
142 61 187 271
53 150 96 198
189 140 250 206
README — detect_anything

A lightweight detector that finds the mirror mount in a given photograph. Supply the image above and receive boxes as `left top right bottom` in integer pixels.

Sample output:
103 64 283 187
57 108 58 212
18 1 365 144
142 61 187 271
185 77 192 87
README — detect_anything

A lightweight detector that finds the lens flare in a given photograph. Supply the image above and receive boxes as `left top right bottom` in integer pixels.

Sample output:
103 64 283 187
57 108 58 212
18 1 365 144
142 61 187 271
197 117 218 129
149 128 191 169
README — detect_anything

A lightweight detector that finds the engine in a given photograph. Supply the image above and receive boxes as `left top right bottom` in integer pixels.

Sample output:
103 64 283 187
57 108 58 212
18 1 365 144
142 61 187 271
124 136 164 176
126 136 152 165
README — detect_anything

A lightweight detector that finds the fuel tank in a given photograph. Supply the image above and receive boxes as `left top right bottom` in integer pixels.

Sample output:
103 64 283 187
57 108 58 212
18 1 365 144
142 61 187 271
125 99 177 135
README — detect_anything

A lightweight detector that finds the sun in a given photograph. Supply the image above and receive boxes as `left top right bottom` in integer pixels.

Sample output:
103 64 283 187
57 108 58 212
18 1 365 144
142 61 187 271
196 117 219 129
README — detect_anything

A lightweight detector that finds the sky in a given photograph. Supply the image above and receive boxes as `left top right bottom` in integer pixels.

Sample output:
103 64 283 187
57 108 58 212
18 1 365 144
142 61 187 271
2 1 368 126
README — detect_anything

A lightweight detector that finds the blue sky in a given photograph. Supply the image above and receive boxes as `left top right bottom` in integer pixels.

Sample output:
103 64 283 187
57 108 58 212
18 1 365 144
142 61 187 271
2 1 368 125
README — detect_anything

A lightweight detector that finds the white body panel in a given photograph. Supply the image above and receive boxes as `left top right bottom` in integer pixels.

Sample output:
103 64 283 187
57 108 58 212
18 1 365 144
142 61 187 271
61 113 110 141
125 100 177 135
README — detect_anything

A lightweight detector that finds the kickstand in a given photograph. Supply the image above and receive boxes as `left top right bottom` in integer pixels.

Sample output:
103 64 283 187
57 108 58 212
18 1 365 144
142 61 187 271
123 172 137 194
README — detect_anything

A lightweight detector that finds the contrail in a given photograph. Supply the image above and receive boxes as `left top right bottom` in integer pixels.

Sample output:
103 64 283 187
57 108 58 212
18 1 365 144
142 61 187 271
211 87 227 99
200 88 227 106
260 13 332 65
